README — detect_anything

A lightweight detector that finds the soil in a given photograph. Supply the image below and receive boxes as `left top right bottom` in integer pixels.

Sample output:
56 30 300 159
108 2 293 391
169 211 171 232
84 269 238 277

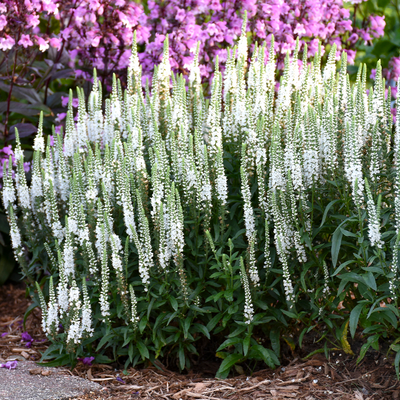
1 282 400 400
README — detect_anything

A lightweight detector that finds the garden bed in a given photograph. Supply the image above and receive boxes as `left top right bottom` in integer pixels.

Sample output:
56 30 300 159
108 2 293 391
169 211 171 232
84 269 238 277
0 282 399 400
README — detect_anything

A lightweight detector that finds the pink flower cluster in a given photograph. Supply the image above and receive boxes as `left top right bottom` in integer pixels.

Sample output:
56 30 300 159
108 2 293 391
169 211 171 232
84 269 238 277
0 1 61 51
0 0 149 79
0 0 386 84
140 0 386 82
0 145 30 183
60 0 150 78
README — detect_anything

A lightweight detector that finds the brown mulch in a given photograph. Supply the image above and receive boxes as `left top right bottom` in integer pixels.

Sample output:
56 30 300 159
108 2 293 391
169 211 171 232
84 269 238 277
1 282 400 400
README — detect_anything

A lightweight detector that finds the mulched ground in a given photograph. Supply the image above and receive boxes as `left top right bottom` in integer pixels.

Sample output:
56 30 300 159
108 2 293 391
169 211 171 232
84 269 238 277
1 282 400 400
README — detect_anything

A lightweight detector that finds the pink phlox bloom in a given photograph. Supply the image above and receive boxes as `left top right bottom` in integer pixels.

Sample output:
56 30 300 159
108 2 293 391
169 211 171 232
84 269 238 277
26 14 40 28
348 33 358 45
336 20 353 34
61 96 79 108
56 113 67 122
370 69 377 80
0 15 6 31
21 331 34 347
88 0 101 11
1 332 8 337
42 0 58 14
389 57 400 82
360 30 372 42
1 146 13 156
118 10 131 27
293 23 306 37
61 27 72 41
0 4 6 13
24 162 31 173
86 30 102 47
0 35 15 51
175 8 186 22
340 8 350 18
344 49 356 65
18 34 34 48
49 37 62 50
78 356 95 366
0 361 17 370
267 20 281 32
116 0 125 6
369 15 385 38
209 0 222 12
108 33 120 46
36 36 49 52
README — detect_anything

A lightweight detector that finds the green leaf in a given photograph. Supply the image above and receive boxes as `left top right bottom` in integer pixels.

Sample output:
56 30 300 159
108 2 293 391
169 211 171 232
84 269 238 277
178 346 185 371
270 329 280 357
23 302 39 331
252 345 279 368
139 316 148 333
228 325 247 338
183 317 191 339
216 353 243 377
94 354 112 364
217 337 242 352
349 303 365 338
331 227 343 268
96 333 113 352
36 355 70 367
319 200 340 228
206 313 222 332
243 336 250 356
169 296 178 311
281 310 297 319
137 341 149 360
340 227 357 238
356 335 379 364
362 272 377 291
395 351 400 380
192 323 210 339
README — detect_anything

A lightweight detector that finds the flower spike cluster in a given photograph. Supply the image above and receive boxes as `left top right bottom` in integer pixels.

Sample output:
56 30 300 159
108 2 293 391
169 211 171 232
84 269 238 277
3 27 396 351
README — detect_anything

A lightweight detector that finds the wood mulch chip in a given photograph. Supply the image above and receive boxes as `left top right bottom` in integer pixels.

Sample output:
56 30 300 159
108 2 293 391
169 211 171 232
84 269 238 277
1 282 400 399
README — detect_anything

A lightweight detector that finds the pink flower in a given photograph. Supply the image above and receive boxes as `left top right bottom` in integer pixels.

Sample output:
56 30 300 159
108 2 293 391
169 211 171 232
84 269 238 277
0 35 15 51
344 49 356 65
18 34 34 48
78 356 95 366
369 15 385 37
175 8 186 22
36 36 49 52
26 14 40 29
89 0 101 11
0 15 6 31
1 146 13 156
0 361 17 370
49 37 62 50
56 113 67 122
91 35 101 47
61 97 79 108
294 23 306 37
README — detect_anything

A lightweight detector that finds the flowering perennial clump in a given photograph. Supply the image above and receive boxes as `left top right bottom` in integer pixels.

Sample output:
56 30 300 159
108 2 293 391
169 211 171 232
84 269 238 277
2 25 399 371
